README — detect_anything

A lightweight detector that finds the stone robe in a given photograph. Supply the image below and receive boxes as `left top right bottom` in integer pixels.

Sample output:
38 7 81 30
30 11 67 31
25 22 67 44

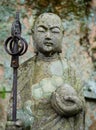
16 54 85 130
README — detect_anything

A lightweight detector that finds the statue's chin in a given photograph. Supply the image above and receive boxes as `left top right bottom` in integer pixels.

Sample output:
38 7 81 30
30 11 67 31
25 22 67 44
39 47 53 55
37 49 58 58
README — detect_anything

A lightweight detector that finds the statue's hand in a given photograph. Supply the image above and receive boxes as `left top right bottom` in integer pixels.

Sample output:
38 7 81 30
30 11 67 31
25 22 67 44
7 100 34 129
51 84 83 117
6 120 24 130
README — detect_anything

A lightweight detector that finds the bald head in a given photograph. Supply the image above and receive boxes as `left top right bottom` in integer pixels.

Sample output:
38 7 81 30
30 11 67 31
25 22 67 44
32 13 64 57
34 13 64 32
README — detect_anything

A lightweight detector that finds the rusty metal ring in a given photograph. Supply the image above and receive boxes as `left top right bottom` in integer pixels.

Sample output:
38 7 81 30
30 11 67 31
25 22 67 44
9 37 24 55
9 39 14 53
17 36 28 56
4 36 28 56
4 36 24 56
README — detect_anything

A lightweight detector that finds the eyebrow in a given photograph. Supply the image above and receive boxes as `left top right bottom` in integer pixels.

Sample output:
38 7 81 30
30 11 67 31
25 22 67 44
37 25 47 29
37 25 60 30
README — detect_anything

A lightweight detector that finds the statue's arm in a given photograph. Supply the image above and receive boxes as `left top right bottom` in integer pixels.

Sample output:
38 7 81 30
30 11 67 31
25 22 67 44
16 63 34 127
6 62 34 129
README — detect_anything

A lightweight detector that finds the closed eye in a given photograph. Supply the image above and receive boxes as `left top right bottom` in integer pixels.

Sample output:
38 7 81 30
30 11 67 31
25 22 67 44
37 25 47 32
51 28 60 33
38 27 46 32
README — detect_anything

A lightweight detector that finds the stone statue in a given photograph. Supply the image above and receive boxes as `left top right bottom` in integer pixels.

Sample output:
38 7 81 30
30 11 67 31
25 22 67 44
6 13 85 130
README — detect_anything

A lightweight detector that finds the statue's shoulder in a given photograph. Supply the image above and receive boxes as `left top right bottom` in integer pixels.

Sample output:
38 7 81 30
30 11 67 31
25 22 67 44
58 54 69 68
19 55 36 69
18 55 36 76
17 55 36 87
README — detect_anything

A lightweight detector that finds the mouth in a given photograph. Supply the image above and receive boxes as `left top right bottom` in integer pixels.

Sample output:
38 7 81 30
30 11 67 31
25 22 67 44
44 42 53 46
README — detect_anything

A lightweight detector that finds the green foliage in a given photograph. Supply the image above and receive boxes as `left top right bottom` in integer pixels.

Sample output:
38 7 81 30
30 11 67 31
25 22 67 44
0 1 16 22
0 87 6 99
26 0 90 19
0 23 10 42
0 0 17 42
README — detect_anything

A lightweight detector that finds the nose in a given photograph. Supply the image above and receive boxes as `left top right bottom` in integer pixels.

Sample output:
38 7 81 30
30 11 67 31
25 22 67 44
45 31 51 40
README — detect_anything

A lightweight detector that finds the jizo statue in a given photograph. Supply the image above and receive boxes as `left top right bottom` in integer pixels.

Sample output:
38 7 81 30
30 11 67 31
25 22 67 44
6 13 85 130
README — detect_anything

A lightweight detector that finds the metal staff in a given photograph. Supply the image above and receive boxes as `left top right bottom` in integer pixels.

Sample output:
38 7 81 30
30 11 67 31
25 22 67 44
4 12 28 122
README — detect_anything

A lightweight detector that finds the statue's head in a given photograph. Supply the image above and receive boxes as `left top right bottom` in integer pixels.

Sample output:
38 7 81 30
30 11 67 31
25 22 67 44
32 13 64 57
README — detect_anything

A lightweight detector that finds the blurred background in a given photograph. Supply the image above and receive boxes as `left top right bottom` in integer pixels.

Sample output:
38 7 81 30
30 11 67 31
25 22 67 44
0 0 96 129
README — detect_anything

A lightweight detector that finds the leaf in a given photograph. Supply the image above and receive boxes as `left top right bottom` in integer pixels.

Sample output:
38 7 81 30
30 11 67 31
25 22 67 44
0 87 6 99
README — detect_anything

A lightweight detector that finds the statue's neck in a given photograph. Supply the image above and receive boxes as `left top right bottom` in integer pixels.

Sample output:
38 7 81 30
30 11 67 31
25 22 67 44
37 52 59 62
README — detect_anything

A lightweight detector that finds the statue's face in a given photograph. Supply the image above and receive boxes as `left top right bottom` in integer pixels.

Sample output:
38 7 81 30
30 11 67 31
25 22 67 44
33 13 64 55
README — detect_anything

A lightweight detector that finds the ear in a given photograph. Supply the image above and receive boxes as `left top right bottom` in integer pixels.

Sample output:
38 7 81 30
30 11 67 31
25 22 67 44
31 28 34 35
31 28 37 53
31 28 35 41
62 30 64 35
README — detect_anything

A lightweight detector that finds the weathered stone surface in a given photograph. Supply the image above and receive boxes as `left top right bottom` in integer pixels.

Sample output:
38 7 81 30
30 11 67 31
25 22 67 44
84 80 96 99
85 99 96 130
51 84 84 116
0 0 96 130
16 55 85 130
0 94 10 130
6 13 85 130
